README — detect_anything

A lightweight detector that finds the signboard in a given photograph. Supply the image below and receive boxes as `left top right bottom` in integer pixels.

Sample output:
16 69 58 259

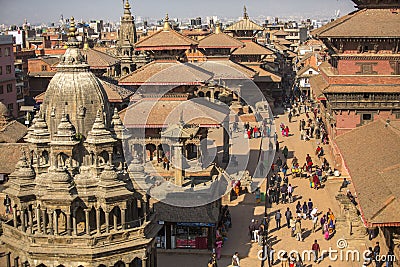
176 222 215 227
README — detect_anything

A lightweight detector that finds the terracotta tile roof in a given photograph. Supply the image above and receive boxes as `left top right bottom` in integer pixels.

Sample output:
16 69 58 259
196 61 255 79
181 29 212 37
335 119 400 225
135 29 198 50
309 74 329 99
198 32 244 49
312 9 400 38
225 18 264 32
81 48 119 69
118 61 213 85
232 41 275 55
41 57 60 66
98 79 133 103
241 63 282 82
0 143 28 174
272 42 290 52
296 65 319 77
0 120 27 143
273 30 289 36
276 38 292 46
120 97 229 127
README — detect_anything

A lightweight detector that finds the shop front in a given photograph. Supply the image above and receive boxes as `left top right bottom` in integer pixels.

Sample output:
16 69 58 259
156 221 215 250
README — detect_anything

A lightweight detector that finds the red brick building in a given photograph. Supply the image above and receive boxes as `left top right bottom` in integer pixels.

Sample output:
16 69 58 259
0 35 17 118
311 0 400 138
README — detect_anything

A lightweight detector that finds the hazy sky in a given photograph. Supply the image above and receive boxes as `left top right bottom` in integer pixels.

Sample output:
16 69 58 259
0 0 356 25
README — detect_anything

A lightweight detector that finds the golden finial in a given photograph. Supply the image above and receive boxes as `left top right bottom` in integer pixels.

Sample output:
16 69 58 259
68 17 77 37
124 0 131 14
163 13 171 31
215 21 222 34
244 5 249 19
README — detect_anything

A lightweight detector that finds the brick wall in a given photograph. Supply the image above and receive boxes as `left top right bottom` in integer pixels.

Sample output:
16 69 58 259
0 38 17 118
338 60 394 75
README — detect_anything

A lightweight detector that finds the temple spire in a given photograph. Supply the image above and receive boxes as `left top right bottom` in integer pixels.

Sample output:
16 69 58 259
163 13 171 31
66 17 79 48
124 0 132 15
243 5 249 19
215 21 222 34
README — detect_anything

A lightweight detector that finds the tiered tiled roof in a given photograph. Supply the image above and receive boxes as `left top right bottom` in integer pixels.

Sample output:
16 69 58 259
120 97 228 127
242 63 282 83
198 31 244 49
118 61 212 85
225 7 264 32
232 41 274 55
312 8 400 38
81 48 119 69
336 119 400 226
135 14 198 51
0 143 28 174
0 120 27 143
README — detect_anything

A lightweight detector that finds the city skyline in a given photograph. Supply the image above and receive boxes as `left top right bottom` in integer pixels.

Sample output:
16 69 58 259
0 0 356 25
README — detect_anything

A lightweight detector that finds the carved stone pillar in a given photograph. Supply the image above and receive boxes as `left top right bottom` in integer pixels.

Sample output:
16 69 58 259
113 211 118 231
21 209 26 232
41 209 47 234
85 209 90 235
53 210 58 235
28 209 33 234
96 208 101 234
142 256 148 267
72 210 77 236
222 120 230 163
121 208 126 230
12 206 17 228
36 207 42 234
105 211 110 233
48 210 53 235
66 212 72 236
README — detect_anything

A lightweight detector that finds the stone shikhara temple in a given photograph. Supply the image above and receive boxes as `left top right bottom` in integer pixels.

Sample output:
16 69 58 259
0 17 160 267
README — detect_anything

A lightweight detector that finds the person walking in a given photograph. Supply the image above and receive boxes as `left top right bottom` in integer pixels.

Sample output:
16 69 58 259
215 238 223 260
283 146 289 159
254 220 260 243
3 194 12 214
373 242 380 264
232 252 240 267
312 240 321 263
287 184 293 203
208 253 218 267
296 201 302 218
249 219 255 242
294 219 302 241
312 212 319 233
285 207 292 229
275 210 282 230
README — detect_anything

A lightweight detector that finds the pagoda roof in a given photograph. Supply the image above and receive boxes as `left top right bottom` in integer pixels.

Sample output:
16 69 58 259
241 63 282 83
120 97 229 128
232 41 275 56
196 60 256 79
225 18 264 32
118 61 212 85
335 119 400 226
312 8 400 38
135 28 198 51
81 48 119 69
198 32 244 49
